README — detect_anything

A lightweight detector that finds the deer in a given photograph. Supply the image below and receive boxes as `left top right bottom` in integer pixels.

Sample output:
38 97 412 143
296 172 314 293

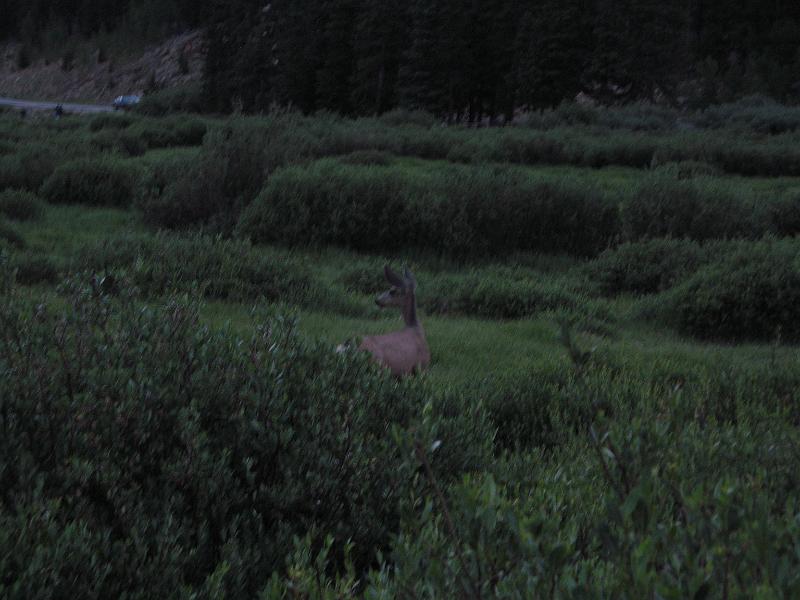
338 265 430 377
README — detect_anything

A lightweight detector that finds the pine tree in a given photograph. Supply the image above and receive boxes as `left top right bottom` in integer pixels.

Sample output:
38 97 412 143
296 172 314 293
203 0 255 112
398 0 452 115
316 0 359 114
234 10 277 111
515 0 587 109
589 0 690 102
351 0 409 115
269 0 325 112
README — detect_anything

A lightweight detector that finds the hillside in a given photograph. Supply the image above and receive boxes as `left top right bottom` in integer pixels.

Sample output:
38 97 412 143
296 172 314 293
0 30 204 104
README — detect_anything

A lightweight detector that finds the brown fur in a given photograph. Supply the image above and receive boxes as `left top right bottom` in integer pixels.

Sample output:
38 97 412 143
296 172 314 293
360 325 430 377
352 265 430 377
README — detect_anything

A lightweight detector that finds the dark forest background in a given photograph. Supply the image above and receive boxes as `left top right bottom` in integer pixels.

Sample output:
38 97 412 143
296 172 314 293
2 0 800 118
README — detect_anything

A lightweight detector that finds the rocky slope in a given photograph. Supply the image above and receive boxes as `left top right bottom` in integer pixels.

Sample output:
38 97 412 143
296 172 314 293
0 31 204 103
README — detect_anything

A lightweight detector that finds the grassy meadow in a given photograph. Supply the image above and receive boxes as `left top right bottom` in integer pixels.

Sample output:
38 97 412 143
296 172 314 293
2 99 800 597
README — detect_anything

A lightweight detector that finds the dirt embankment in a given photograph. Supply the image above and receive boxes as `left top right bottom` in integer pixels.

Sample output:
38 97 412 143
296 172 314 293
0 31 205 104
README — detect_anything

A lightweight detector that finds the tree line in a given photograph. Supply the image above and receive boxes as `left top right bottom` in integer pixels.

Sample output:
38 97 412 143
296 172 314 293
3 0 800 117
0 0 202 48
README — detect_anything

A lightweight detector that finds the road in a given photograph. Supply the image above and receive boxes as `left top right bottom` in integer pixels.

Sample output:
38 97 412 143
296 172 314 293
0 96 114 114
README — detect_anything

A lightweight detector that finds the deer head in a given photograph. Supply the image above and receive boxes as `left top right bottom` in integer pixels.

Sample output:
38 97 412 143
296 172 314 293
375 265 419 326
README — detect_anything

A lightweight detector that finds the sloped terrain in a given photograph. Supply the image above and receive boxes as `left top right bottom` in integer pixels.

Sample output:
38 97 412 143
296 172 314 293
0 30 204 104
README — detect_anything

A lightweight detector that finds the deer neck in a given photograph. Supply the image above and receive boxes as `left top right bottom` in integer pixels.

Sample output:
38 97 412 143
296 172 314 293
402 293 420 328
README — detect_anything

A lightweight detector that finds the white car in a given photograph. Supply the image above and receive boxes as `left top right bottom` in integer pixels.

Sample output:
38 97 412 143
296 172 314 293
112 95 141 110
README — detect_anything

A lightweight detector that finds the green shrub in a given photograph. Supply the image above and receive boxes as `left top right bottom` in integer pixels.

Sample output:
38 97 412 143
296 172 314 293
0 219 25 248
482 128 663 170
575 133 659 168
239 160 414 252
652 160 722 179
597 102 679 131
0 189 44 221
769 191 800 237
343 345 800 598
0 279 492 596
362 412 800 597
337 149 393 166
394 127 454 160
0 143 59 191
134 83 205 116
445 141 478 164
519 101 601 128
621 175 757 242
488 130 571 165
139 120 293 231
475 365 606 452
134 151 199 225
585 238 709 295
660 238 800 341
338 261 389 295
127 116 207 149
425 168 618 258
421 269 578 319
10 252 60 285
0 139 15 155
379 108 437 128
693 95 800 134
91 129 148 156
76 233 314 303
240 161 618 258
708 136 800 177
88 112 136 131
40 157 141 207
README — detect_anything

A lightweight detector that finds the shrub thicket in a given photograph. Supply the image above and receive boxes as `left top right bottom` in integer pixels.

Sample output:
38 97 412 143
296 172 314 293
420 268 578 319
620 175 757 242
652 160 722 179
76 233 314 303
769 190 800 237
88 113 136 131
519 101 680 131
239 160 618 258
134 83 205 116
89 116 205 156
0 278 492 596
367 416 800 597
0 219 25 248
239 160 415 253
127 116 207 149
0 189 44 221
338 260 391 295
0 143 60 191
91 129 148 157
40 158 141 208
585 238 709 296
134 149 199 221
262 352 800 596
378 108 437 128
693 95 800 134
660 238 800 341
9 252 60 285
337 149 394 166
138 119 297 231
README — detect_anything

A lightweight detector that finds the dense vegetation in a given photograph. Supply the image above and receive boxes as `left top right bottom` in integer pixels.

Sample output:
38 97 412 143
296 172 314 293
4 1 800 116
1 102 800 597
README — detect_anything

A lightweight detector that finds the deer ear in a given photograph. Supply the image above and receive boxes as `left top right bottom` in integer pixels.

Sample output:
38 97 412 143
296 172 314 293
403 267 417 289
384 265 404 287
